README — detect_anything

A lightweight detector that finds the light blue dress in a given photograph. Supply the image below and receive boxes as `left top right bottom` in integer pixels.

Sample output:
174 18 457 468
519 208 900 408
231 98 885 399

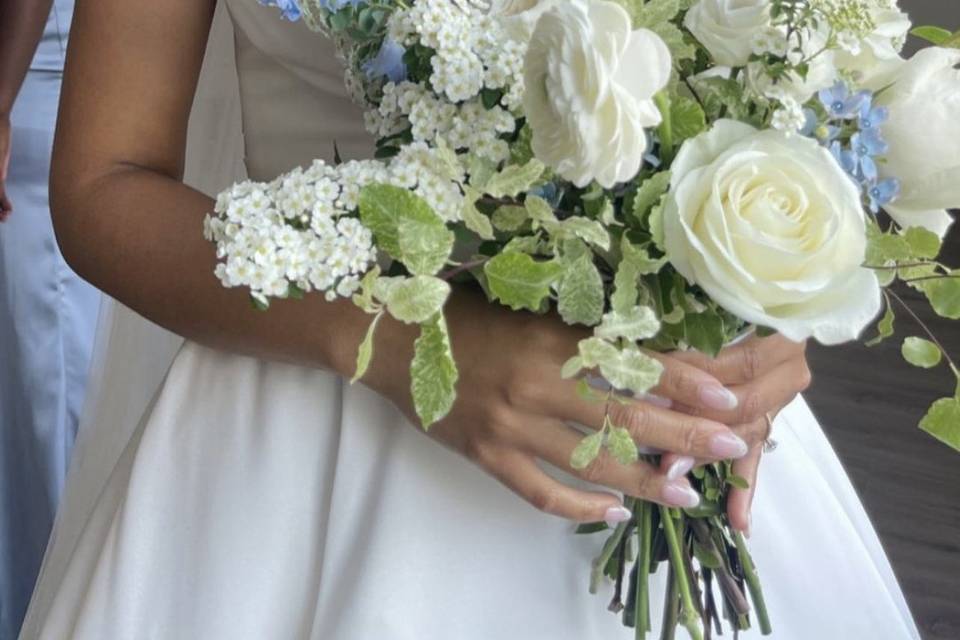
0 2 100 638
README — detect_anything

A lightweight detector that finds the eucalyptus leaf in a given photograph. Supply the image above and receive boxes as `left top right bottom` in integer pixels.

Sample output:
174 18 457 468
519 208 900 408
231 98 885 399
920 397 960 452
902 336 942 369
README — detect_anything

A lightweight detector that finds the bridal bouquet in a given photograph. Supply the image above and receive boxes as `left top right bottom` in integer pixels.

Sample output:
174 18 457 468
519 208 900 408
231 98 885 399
204 0 960 637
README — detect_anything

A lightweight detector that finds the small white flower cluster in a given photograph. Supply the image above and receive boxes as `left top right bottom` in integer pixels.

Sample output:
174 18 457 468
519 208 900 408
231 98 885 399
371 81 517 163
388 0 526 108
205 145 465 306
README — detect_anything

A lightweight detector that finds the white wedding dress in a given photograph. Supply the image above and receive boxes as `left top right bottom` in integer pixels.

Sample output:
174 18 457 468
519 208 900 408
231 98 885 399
19 2 921 639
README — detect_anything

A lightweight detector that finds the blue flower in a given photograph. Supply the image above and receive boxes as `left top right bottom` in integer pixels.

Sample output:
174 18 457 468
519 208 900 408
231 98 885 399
362 38 407 83
849 129 889 181
830 141 859 179
259 0 301 21
865 178 901 213
858 98 889 131
818 82 869 120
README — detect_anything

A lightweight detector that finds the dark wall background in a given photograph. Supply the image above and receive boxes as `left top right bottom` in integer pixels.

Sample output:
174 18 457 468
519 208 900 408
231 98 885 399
805 2 960 638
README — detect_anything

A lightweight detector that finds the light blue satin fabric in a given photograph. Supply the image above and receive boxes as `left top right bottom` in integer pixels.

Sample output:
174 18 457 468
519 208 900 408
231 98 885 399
0 2 100 638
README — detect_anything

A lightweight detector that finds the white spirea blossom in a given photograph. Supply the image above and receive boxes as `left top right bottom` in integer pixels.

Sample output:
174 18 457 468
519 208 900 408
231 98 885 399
205 144 467 306
834 0 911 89
770 97 806 134
523 0 671 188
663 120 882 344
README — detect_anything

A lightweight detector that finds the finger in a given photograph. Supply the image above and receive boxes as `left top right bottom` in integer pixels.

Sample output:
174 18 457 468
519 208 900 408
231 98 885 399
669 333 806 385
727 442 763 535
484 446 628 523
646 351 740 412
548 389 749 462
658 452 697 481
714 356 812 426
519 419 702 509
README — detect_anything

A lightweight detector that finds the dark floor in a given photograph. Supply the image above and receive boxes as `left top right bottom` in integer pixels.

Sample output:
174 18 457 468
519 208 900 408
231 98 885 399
805 223 960 639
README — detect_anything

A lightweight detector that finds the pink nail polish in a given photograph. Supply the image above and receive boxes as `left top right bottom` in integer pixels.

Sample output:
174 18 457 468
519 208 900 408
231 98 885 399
709 432 749 458
667 456 696 481
604 506 632 527
662 483 701 508
699 385 739 411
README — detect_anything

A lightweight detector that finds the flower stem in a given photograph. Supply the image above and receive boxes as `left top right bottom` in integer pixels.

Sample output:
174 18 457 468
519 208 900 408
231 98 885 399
659 507 703 640
733 531 772 635
636 500 654 638
654 92 674 165
591 519 630 594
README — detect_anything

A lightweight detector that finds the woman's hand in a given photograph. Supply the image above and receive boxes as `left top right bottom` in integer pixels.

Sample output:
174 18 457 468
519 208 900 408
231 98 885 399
0 116 11 221
357 288 756 524
658 334 812 534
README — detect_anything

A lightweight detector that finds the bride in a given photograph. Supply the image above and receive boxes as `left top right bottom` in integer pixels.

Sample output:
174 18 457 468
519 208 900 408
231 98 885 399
20 1 920 638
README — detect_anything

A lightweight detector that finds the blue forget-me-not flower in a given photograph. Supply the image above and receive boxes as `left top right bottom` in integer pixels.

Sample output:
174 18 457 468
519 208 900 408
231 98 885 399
362 38 408 83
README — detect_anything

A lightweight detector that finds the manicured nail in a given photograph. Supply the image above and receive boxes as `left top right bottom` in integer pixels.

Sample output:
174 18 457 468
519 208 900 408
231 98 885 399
640 392 673 409
709 432 749 458
662 482 701 508
667 456 696 481
699 385 739 411
604 506 632 527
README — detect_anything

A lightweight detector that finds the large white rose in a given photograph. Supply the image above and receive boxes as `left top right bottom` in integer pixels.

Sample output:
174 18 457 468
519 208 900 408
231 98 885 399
523 0 671 188
683 0 770 67
663 120 881 344
876 47 960 237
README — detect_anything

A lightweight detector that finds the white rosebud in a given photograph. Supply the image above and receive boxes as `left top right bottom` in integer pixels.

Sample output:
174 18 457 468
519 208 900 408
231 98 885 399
663 120 881 344
523 0 671 188
684 0 771 67
877 47 960 237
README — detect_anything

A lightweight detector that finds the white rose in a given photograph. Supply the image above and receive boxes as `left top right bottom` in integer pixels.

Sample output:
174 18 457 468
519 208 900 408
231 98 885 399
834 4 911 89
523 0 671 188
488 0 559 40
877 47 960 237
684 0 771 67
663 120 881 344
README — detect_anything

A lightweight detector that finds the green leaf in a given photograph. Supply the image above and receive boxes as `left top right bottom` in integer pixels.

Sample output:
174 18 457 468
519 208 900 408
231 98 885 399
904 227 942 259
561 355 585 379
483 159 545 198
467 154 496 191
630 0 679 27
384 276 451 324
578 339 664 395
595 306 661 342
359 184 454 275
866 232 912 264
670 95 707 142
607 426 639 465
574 521 609 534
556 217 612 251
866 303 895 347
684 311 726 358
460 188 495 240
902 336 942 369
611 256 640 315
570 430 604 470
557 254 605 326
410 313 459 428
726 475 750 490
484 252 564 311
910 25 953 45
492 205 528 232
351 265 382 314
525 195 557 224
351 311 383 383
920 397 960 452
649 202 666 250
630 171 672 226
923 276 960 320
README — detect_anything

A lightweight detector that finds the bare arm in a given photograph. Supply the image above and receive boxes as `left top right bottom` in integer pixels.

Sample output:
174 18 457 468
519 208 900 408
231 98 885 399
0 0 54 217
51 0 394 380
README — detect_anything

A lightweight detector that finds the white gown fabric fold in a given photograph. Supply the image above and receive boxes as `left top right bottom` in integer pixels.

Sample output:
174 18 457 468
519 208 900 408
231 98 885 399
20 2 920 638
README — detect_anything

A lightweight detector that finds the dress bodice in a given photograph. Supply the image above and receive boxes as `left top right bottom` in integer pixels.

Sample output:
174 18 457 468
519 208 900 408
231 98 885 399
224 0 373 181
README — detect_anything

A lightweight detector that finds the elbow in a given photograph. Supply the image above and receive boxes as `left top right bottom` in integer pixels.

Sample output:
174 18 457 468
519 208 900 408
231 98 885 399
49 163 86 279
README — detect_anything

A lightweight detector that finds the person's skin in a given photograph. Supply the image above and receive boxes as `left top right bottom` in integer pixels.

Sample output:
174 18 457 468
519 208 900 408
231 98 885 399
0 0 55 221
52 0 810 528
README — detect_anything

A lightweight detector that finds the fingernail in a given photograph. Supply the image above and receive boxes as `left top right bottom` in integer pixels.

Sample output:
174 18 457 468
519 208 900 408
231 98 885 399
667 456 696 481
640 392 673 409
699 385 739 411
746 514 753 539
709 432 749 458
662 483 701 508
604 506 632 527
